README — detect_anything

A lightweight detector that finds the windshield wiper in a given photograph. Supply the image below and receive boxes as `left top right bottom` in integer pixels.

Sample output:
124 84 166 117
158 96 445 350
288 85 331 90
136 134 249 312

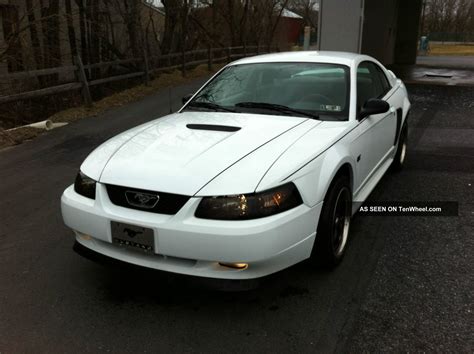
235 102 319 119
185 101 236 113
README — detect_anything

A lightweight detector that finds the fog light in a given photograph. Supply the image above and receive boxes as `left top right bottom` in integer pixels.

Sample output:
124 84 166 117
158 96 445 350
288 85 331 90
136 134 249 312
219 262 248 270
77 231 92 241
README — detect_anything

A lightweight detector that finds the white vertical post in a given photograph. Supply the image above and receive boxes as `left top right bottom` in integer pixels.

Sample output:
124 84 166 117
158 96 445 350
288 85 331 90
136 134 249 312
357 0 365 53
303 26 311 50
317 0 323 50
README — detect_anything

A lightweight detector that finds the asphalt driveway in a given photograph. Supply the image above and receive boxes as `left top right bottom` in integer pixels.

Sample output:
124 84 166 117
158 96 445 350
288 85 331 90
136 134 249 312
0 79 473 353
417 55 474 69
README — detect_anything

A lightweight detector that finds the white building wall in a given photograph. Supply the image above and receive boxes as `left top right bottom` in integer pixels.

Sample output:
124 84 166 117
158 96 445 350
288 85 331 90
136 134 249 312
317 0 420 64
317 0 364 53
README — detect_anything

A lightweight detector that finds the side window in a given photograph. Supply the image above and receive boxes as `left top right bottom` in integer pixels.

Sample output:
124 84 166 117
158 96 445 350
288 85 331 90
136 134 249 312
374 64 391 95
357 62 386 107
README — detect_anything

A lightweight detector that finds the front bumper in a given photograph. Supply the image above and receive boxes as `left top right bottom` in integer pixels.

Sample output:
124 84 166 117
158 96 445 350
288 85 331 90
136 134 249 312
61 183 322 279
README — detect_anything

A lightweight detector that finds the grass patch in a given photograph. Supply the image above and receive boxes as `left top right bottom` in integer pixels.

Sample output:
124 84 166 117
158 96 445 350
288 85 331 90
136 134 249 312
0 127 43 150
429 44 474 56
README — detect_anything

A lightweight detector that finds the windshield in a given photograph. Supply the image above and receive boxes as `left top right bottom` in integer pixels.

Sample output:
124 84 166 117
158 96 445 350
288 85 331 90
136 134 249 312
184 62 350 120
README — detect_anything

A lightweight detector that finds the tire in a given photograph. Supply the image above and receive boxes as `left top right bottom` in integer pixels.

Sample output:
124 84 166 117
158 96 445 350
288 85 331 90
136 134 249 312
392 123 407 171
312 175 352 268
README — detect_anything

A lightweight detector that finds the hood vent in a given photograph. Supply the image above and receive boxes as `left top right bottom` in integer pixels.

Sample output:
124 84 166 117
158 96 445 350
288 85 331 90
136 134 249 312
186 124 241 132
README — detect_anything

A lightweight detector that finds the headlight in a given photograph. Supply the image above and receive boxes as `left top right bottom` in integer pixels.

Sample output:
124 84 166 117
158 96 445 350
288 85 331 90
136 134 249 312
74 171 96 199
195 183 303 220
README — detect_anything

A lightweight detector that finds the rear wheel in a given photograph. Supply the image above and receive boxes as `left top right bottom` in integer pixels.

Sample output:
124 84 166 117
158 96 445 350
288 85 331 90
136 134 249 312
312 175 352 268
392 123 407 171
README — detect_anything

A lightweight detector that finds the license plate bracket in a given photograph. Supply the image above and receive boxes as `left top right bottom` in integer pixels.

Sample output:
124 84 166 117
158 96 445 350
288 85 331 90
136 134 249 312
111 221 154 253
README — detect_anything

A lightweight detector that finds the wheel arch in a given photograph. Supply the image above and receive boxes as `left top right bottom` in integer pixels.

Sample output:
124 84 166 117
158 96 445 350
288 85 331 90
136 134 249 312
332 163 354 193
309 161 354 267
318 161 354 207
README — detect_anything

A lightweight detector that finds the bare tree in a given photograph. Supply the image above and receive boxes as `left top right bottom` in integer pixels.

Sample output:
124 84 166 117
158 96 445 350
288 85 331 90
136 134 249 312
288 0 318 28
64 0 78 58
25 0 43 69
161 0 183 54
41 0 61 70
423 0 474 39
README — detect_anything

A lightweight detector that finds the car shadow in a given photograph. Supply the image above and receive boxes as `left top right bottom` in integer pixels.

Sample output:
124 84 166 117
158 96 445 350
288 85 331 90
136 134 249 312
79 221 367 311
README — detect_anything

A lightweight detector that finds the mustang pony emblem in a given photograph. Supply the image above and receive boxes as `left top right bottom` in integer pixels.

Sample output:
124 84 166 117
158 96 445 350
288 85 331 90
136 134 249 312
123 228 143 238
125 191 160 209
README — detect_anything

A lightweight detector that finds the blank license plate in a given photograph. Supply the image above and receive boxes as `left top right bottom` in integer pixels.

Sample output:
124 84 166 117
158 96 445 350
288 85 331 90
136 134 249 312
111 221 154 253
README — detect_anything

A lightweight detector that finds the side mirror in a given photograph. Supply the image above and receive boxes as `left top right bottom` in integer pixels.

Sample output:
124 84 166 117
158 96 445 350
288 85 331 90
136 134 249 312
182 93 193 105
359 98 390 120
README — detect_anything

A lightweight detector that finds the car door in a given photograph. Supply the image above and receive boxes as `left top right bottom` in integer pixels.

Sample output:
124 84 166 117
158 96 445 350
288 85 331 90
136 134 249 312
350 61 397 193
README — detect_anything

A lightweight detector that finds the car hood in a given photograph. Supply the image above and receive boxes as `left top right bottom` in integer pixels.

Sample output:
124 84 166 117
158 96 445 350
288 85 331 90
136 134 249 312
198 120 353 196
82 112 313 195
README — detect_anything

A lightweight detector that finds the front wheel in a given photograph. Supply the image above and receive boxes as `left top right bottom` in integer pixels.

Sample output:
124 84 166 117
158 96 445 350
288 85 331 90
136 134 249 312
311 175 352 268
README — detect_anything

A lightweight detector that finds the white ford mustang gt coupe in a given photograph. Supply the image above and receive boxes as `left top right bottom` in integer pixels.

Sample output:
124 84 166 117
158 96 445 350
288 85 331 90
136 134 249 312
61 51 410 279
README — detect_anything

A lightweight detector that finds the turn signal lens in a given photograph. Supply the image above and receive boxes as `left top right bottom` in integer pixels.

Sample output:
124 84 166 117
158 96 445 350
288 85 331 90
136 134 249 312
195 183 302 220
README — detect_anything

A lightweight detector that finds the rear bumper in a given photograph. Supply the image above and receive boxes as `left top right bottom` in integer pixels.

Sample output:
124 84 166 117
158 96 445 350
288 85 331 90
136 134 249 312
62 183 322 279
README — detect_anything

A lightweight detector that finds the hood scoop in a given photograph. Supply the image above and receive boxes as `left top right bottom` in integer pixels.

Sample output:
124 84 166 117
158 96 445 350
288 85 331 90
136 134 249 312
186 124 241 132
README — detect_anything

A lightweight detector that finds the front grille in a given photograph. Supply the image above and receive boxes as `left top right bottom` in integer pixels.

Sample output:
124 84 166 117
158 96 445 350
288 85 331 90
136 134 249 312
106 184 190 215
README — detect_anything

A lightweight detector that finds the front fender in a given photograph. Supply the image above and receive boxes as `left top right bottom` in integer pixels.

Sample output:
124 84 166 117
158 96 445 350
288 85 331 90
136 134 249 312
256 122 356 207
288 145 355 207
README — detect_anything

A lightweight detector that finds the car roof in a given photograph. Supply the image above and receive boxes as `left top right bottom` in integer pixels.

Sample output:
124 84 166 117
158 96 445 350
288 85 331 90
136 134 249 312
231 51 370 67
